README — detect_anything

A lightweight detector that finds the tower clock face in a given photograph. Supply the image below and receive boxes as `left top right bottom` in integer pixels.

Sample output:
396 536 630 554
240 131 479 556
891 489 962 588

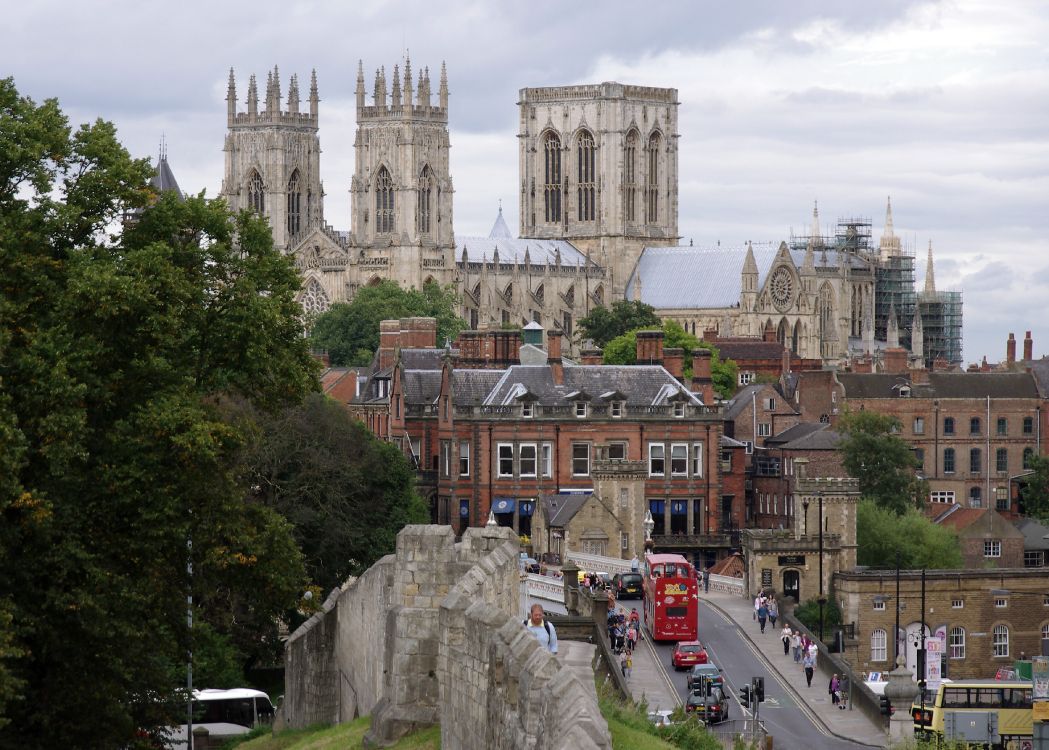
770 267 794 311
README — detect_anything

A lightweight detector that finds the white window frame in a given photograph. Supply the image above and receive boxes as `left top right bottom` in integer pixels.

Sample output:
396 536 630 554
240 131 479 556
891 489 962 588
691 442 704 478
441 440 452 478
519 443 538 478
571 442 590 477
648 443 666 477
763 397 776 411
522 402 534 418
540 442 553 478
949 627 965 659
871 628 887 662
673 402 685 418
951 599 963 609
995 597 1008 608
610 401 623 418
575 401 587 418
739 371 755 385
993 625 1009 657
459 440 470 477
757 423 771 437
670 443 688 476
984 539 1002 558
497 443 514 478
913 417 925 435
873 601 885 611
930 491 956 504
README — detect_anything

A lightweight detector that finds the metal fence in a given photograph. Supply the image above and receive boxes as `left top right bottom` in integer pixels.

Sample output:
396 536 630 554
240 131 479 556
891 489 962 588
703 718 767 748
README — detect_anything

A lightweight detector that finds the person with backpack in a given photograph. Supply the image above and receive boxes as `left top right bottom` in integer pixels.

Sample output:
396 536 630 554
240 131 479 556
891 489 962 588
525 603 558 654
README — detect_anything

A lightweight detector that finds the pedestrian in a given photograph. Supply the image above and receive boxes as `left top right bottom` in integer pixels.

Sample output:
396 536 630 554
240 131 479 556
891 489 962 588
753 594 761 621
626 649 633 678
781 625 792 656
620 650 628 676
627 623 638 651
702 568 710 593
768 598 779 628
829 674 840 705
757 601 768 634
525 603 558 654
791 631 802 662
803 650 816 687
838 675 849 710
630 555 640 573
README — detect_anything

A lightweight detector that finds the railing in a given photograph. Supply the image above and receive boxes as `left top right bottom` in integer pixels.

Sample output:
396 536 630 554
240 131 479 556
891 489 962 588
564 549 633 575
405 404 438 416
525 573 565 603
703 718 767 747
708 573 745 596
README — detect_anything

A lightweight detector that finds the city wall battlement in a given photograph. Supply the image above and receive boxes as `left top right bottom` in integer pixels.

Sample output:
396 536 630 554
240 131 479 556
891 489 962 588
280 524 610 749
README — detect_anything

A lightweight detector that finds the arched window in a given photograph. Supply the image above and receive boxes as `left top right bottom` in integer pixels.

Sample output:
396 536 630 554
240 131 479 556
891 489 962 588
593 285 604 305
299 278 330 316
624 129 639 223
871 629 887 661
248 170 264 214
777 318 788 346
564 285 575 306
375 166 395 234
418 165 434 235
792 321 801 353
970 417 981 435
287 170 301 236
503 283 513 303
576 130 595 222
534 283 545 303
543 132 562 223
645 132 661 223
949 627 965 659
944 416 955 434
992 624 1009 657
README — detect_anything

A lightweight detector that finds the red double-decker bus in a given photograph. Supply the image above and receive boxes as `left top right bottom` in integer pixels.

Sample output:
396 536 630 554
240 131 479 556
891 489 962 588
642 553 698 642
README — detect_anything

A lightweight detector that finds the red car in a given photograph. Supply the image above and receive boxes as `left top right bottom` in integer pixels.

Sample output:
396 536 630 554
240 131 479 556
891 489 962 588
671 640 708 670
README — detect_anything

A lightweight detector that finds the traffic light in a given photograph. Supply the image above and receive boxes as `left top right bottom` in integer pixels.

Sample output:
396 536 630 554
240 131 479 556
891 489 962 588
753 676 765 703
739 685 751 708
879 695 892 716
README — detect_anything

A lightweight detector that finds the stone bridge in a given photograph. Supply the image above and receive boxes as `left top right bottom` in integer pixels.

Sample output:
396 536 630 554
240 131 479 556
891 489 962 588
279 525 612 749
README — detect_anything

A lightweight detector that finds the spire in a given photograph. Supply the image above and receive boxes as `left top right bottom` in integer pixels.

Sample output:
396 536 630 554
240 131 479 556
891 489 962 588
810 200 821 245
417 66 426 107
742 241 758 290
247 73 258 117
391 63 402 108
887 304 899 348
923 240 936 295
355 60 366 111
226 68 237 123
309 69 319 120
884 195 895 236
403 56 412 113
879 195 901 258
288 73 300 115
911 309 924 361
272 65 282 111
439 60 448 110
488 204 512 239
265 70 274 114
375 66 387 108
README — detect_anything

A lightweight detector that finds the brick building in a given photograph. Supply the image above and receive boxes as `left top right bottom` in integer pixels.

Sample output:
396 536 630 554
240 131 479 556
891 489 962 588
723 382 801 449
837 569 1049 681
925 505 1025 568
751 423 845 529
701 325 822 386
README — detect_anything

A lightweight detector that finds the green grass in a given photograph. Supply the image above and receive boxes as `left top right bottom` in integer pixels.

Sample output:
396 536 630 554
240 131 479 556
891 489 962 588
223 717 440 750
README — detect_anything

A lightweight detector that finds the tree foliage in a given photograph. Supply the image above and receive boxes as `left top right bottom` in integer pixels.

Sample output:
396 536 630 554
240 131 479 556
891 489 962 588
0 78 318 747
837 410 926 515
1020 454 1049 521
230 393 428 592
578 300 661 348
856 500 963 569
601 320 738 399
310 279 466 365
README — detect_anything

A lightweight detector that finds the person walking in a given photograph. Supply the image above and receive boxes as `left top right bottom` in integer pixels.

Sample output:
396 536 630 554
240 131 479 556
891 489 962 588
803 650 816 687
838 675 849 710
829 674 840 706
791 631 802 662
753 594 761 621
768 598 779 629
525 603 558 654
781 625 792 656
625 650 633 679
757 601 769 634
702 568 710 593
620 650 628 677
626 622 638 652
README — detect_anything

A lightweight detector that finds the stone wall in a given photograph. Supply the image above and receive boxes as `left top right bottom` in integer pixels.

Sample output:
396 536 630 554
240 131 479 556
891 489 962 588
281 524 612 749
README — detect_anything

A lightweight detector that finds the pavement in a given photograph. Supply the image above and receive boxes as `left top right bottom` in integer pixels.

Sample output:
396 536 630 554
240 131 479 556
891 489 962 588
699 589 887 748
622 623 681 714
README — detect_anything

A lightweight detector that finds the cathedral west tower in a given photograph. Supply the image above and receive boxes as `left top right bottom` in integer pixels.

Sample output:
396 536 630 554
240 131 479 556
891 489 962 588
518 82 679 297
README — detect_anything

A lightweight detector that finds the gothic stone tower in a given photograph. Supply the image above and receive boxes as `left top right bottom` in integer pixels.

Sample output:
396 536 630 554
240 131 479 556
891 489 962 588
221 67 323 252
518 82 679 297
350 60 455 289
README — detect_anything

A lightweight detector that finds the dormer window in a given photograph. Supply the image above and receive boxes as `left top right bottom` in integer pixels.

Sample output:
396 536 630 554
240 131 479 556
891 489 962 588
575 402 587 418
673 402 685 418
522 402 534 418
611 401 623 418
898 386 911 398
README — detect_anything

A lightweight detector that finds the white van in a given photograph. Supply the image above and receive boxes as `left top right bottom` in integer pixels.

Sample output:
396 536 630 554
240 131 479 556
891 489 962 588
162 688 275 748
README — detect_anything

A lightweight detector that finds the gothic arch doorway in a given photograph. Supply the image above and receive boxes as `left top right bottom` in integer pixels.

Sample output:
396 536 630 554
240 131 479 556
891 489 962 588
782 569 800 603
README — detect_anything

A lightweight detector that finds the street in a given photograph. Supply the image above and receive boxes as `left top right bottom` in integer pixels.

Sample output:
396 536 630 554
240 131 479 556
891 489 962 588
649 599 880 750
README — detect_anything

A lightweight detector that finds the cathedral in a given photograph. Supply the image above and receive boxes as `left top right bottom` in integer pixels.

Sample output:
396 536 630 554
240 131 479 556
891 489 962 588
216 62 960 365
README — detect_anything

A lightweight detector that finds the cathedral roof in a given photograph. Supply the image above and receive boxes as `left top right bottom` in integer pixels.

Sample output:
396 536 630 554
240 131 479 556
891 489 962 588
625 244 860 309
151 153 184 200
455 235 594 268
488 206 513 239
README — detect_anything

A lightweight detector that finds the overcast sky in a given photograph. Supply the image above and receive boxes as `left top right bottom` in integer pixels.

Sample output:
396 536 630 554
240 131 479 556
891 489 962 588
5 0 1047 363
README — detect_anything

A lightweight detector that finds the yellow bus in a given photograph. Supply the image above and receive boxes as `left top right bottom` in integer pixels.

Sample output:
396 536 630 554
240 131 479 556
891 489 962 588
911 679 1032 749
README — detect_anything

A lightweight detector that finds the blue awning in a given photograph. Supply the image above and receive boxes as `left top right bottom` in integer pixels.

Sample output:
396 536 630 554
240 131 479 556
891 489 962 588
519 500 535 517
671 500 688 516
459 499 470 518
493 497 516 514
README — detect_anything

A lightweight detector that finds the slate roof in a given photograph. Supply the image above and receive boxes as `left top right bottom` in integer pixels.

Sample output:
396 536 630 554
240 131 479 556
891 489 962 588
1016 518 1049 551
722 385 765 420
1026 357 1049 397
777 425 842 451
541 492 590 528
151 155 184 200
720 435 749 448
837 372 1039 399
400 348 455 369
624 244 865 309
482 365 700 407
765 423 827 447
451 369 506 406
402 370 442 404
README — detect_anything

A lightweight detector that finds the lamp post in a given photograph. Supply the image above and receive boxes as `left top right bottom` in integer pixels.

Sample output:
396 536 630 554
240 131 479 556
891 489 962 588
817 490 825 643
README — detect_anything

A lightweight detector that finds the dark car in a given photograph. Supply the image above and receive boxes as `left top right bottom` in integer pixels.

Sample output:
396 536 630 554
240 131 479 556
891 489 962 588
685 685 729 724
611 572 644 599
686 663 724 692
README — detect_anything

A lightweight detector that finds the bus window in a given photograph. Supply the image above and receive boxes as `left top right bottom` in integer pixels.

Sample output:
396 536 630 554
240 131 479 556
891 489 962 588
942 688 969 707
974 689 1002 708
652 565 664 577
1002 688 1032 708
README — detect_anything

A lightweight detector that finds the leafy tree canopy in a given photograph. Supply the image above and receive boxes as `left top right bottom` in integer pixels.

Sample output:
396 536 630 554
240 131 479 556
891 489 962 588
229 393 428 592
856 499 963 569
602 320 738 399
310 279 466 365
0 78 317 748
1020 454 1049 521
837 410 925 515
578 300 661 348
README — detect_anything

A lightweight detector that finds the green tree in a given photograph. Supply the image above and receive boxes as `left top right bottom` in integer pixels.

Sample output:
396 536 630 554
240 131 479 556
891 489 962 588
856 500 963 569
230 393 428 592
0 78 317 748
601 321 738 399
837 410 925 515
1020 454 1049 521
578 300 661 348
309 279 466 365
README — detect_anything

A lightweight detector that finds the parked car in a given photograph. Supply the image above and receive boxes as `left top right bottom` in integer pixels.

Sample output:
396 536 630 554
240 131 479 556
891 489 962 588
595 572 613 589
671 640 708 670
685 685 729 723
611 572 644 599
522 557 540 574
647 709 675 727
686 663 723 692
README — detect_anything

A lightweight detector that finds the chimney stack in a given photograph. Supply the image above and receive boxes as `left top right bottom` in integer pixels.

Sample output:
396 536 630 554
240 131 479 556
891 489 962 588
781 346 791 376
883 348 908 374
763 322 777 343
1007 332 1016 364
379 319 401 370
635 330 664 365
580 347 603 365
691 348 715 406
547 331 564 385
663 348 685 382
1024 331 1033 361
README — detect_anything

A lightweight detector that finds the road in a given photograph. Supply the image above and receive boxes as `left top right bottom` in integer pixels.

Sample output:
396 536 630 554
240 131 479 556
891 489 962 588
649 599 878 750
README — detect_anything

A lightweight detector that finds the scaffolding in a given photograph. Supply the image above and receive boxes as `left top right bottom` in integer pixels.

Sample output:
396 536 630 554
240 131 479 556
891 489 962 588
919 290 964 366
874 253 917 348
